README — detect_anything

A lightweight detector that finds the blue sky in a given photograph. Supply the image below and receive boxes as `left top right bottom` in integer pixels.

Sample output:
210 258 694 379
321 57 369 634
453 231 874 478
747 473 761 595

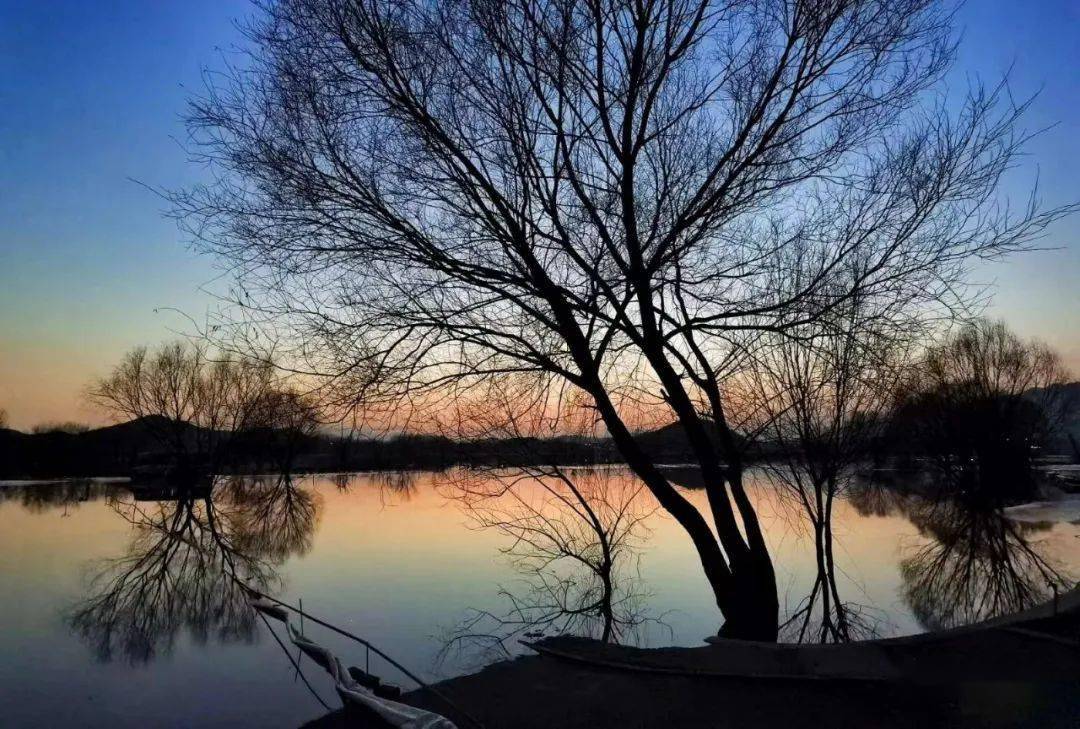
1 0 1078 429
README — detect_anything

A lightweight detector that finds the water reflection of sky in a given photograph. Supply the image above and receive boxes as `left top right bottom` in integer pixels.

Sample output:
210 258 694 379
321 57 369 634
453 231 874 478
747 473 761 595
0 470 1077 727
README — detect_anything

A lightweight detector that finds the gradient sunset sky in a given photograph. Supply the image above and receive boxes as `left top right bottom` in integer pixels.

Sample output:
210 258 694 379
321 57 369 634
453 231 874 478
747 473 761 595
1 0 1078 430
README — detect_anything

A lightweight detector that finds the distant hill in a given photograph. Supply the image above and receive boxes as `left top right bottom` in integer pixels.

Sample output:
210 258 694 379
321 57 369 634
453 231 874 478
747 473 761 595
0 416 196 478
0 413 714 479
0 418 623 479
632 419 741 463
0 414 731 479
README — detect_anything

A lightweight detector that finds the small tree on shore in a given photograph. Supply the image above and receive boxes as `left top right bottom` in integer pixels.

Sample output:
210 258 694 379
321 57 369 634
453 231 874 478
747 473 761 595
89 341 316 475
892 320 1073 494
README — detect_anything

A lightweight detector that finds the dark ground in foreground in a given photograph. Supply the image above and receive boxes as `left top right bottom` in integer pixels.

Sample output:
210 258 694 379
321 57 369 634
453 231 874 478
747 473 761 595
301 597 1080 729
307 662 1079 729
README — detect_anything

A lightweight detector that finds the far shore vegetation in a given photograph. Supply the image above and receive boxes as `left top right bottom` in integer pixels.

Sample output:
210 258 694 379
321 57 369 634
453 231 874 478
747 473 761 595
3 320 1076 496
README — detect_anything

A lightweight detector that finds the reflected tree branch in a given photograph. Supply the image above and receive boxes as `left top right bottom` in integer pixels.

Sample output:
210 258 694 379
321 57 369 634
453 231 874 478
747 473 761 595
437 466 665 668
67 475 321 664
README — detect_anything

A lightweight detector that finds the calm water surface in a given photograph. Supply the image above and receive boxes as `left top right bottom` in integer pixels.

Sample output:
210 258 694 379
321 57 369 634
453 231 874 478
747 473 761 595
0 469 1077 727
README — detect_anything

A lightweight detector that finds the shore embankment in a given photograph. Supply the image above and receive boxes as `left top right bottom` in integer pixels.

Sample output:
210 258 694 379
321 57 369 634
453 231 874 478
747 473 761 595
381 587 1080 729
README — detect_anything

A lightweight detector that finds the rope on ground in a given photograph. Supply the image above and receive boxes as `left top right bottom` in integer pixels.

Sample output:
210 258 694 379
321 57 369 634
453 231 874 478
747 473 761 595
256 610 333 711
286 622 455 729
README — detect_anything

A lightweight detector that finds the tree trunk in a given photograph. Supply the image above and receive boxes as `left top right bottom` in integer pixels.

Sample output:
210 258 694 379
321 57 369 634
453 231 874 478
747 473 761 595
716 549 780 641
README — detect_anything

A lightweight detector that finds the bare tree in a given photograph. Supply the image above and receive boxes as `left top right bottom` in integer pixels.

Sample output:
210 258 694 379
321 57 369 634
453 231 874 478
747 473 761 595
31 421 91 435
89 341 323 475
0 408 8 429
748 293 914 480
245 388 323 472
175 0 1072 639
88 341 273 473
892 319 1074 493
435 377 658 653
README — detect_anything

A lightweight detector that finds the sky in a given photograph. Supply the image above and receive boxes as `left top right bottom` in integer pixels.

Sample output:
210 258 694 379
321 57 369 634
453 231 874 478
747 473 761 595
1 0 1078 431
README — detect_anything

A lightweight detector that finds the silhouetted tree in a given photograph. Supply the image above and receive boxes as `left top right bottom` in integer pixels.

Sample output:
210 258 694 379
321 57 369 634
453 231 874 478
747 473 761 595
893 320 1073 496
88 342 275 474
31 421 91 435
89 341 323 475
245 388 323 471
175 0 1072 639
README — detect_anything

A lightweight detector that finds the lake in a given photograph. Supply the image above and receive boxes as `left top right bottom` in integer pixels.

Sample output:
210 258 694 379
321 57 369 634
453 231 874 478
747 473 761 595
0 468 1077 727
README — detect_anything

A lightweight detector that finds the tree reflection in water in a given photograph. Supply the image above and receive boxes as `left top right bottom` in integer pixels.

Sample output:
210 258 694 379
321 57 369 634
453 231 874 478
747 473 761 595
766 468 884 644
66 475 320 664
850 476 1072 631
218 475 322 562
328 471 418 506
0 479 121 516
900 497 1069 631
769 464 1074 642
371 470 419 505
56 468 1074 666
438 467 662 666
